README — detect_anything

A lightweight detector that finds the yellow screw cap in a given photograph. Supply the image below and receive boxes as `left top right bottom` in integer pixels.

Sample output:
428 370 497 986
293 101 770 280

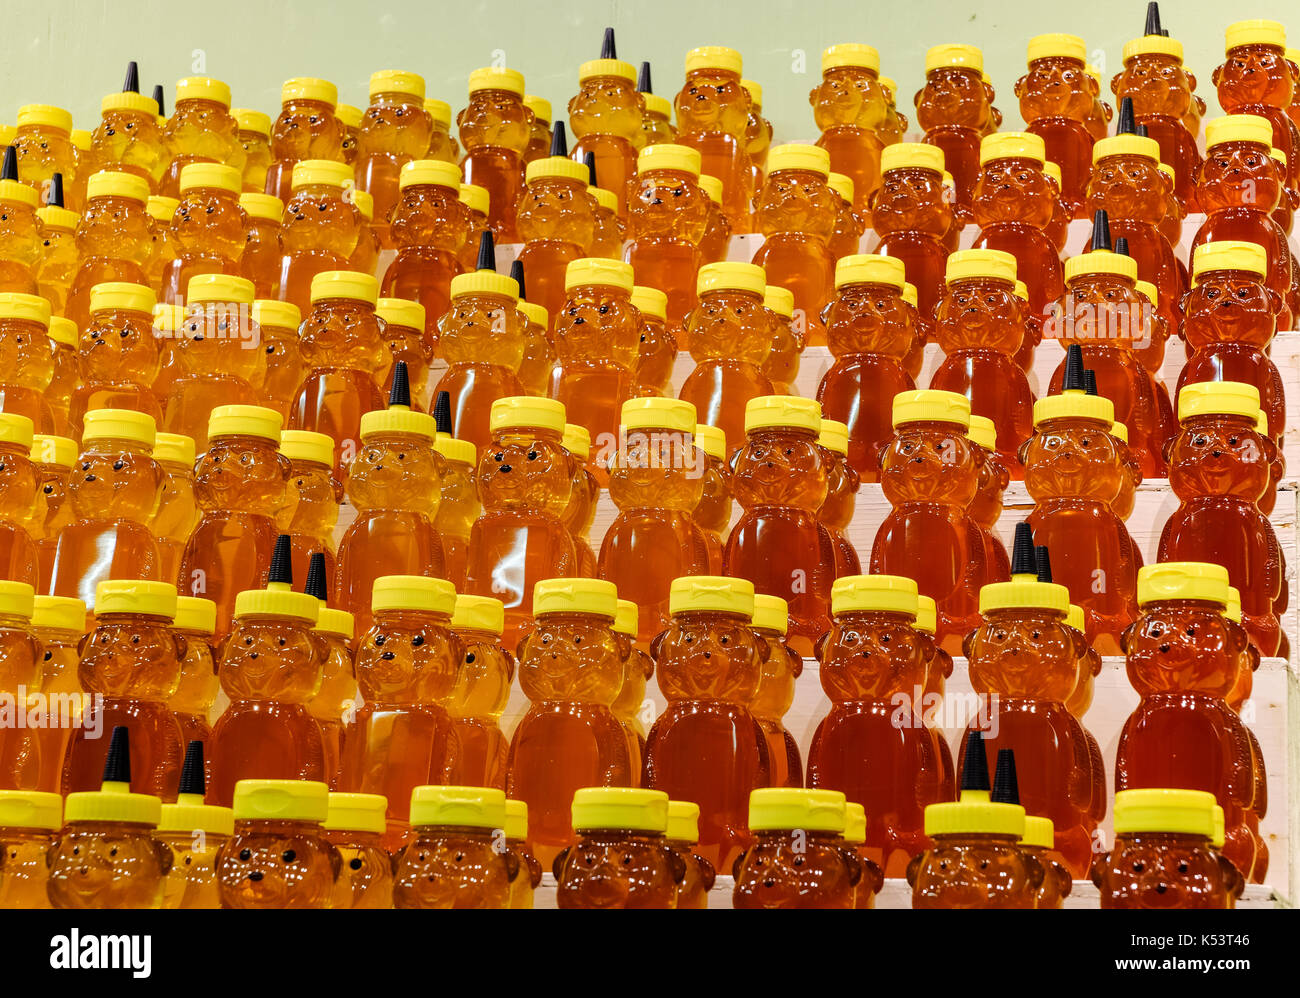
251 299 300 331
233 582 320 623
1065 250 1139 283
1136 562 1230 607
666 800 700 842
564 258 634 294
95 580 177 619
179 162 242 194
945 248 1017 284
914 595 937 634
1191 241 1268 282
580 59 637 84
1205 114 1275 150
1027 33 1087 64
176 77 232 108
505 799 528 840
835 254 906 290
691 175 720 205
1021 814 1055 849
818 419 849 455
979 131 1046 166
522 96 551 122
1033 390 1115 427
745 395 821 434
822 44 880 74
686 46 743 76
1210 805 1226 848
17 104 72 133
636 143 701 177
434 435 477 466
489 396 565 435
30 434 76 469
47 316 76 346
828 172 854 203
1224 587 1242 624
411 785 507 829
925 795 1025 837
1225 19 1286 52
370 575 456 616
1123 35 1184 63
422 99 451 126
158 794 234 837
694 424 726 461
231 779 329 823
350 190 374 221
892 389 971 429
1113 788 1215 836
173 596 216 635
765 285 794 318
335 103 363 129
370 70 425 101
749 788 847 833
207 404 282 443
459 183 490 215
452 594 505 635
573 787 669 832
399 159 462 191
82 408 156 448
589 186 617 213
926 43 984 73
881 142 946 175
90 282 155 315
314 608 354 639
669 575 754 618
468 67 525 98
281 77 338 106
524 155 590 185
1092 134 1161 165
0 790 62 830
0 413 34 450
967 414 997 452
0 178 37 209
519 300 548 329
86 171 150 204
290 159 354 191
0 292 51 326
766 143 831 178
630 285 668 321
697 261 766 298
842 801 867 844
186 273 255 304
532 578 618 620
0 581 34 619
751 594 788 635
621 397 696 434
612 599 638 637
1176 380 1261 422
831 574 918 616
146 195 179 221
279 429 333 467
323 792 388 834
310 270 378 305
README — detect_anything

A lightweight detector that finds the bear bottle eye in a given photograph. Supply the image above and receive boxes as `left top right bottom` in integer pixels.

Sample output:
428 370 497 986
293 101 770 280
239 848 251 861
282 850 296 863
1133 861 1145 873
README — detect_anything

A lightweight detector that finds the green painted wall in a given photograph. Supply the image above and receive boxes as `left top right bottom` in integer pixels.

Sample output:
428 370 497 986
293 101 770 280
2 0 1295 142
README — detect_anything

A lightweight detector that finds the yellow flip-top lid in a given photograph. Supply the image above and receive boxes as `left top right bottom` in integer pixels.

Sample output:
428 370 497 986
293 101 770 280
892 389 971 429
766 143 831 178
0 790 62 831
504 799 528 840
1113 788 1215 836
290 159 353 191
914 595 937 634
1205 113 1274 150
448 266 518 300
1224 587 1242 624
694 424 726 461
95 580 177 619
82 408 156 448
251 298 300 331
828 172 854 202
1020 814 1055 849
926 43 983 73
399 158 462 191
322 792 388 834
1177 380 1260 422
842 801 867 844
468 67 525 98
101 91 159 116
881 142 945 175
1134 280 1158 307
179 162 241 194
822 43 879 74
176 77 232 108
879 77 897 100
434 435 477 466
370 70 425 101
1191 241 1268 282
1092 133 1162 164
1027 33 1087 64
1225 19 1286 52
1136 561 1230 607
642 92 672 118
749 788 847 833
818 418 848 455
967 414 997 452
207 404 282 443
90 281 155 315
532 578 618 620
524 155 590 185
751 593 789 635
314 608 354 639
669 575 754 618
411 784 507 829
36 203 78 230
1065 249 1139 283
158 793 234 837
278 429 333 467
86 171 150 204
280 77 337 106
979 577 1071 614
612 599 638 637
636 143 701 177
589 186 617 212
697 261 766 297
572 787 669 834
945 248 1017 285
146 195 179 221
64 781 161 826
630 285 668 321
686 46 743 76
579 59 637 83
1123 35 1184 63
666 800 700 843
30 434 76 469
831 574 918 616
452 594 505 635
47 316 76 346
565 258 634 293
621 397 696 434
979 131 1046 165
518 300 548 329
925 791 1025 837
1033 388 1115 427
745 395 820 434
490 396 565 434
0 413 34 450
358 403 437 440
0 176 37 209
0 581 33 619
173 596 216 635
310 270 379 305
764 285 794 318
232 779 329 823
0 292 51 326
370 575 456 615
835 253 906 290
186 273 255 305
233 580 320 623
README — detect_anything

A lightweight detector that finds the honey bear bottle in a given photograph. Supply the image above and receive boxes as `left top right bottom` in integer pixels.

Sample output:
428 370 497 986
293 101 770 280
679 263 774 456
30 434 74 591
625 143 707 330
1158 382 1282 657
145 197 180 296
570 30 642 218
637 62 676 145
665 800 716 909
514 264 557 399
65 171 153 330
89 67 166 194
62 582 183 798
628 285 675 399
301 553 355 789
240 195 284 300
49 728 171 909
446 595 513 791
0 292 55 434
392 785 516 909
750 594 803 789
12 104 77 210
35 176 80 317
29 595 84 792
809 45 889 213
1024 346 1138 652
842 801 886 909
599 398 710 641
913 594 956 790
277 159 364 317
0 789 61 907
0 413 38 586
522 97 552 164
457 184 490 270
1016 34 1097 218
69 282 161 436
916 45 995 222
233 109 272 195
931 249 1034 471
962 524 1097 878
45 318 79 437
1215 20 1300 187
971 132 1063 328
458 67 531 242
966 416 1011 578
0 581 39 791
320 792 394 909
506 579 631 864
550 258 640 449
806 574 946 875
0 149 40 298
355 71 432 250
215 778 337 909
462 398 577 644
643 576 767 870
554 787 681 909
1020 815 1071 909
254 300 303 422
208 537 325 806
759 286 800 396
908 737 1040 908
724 397 835 653
674 47 752 229
178 405 288 638
870 390 988 652
610 599 653 780
336 367 443 636
166 596 218 751
695 175 731 266
751 144 836 334
732 788 858 909
504 799 543 908
433 428 479 590
159 77 243 199
267 85 344 199
741 80 772 190
693 424 731 572
826 174 864 261
277 430 337 586
816 419 861 578
48 410 164 608
161 163 245 305
871 143 954 328
1096 788 1233 909
816 255 917 480
565 423 600 577
156 740 232 909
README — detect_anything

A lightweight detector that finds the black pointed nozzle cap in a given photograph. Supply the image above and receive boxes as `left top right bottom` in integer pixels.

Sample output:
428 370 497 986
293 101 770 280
584 151 598 188
992 748 1021 805
1135 123 1149 138
48 172 64 208
475 229 496 272
1117 96 1138 136
638 61 653 94
388 360 411 408
1114 237 1130 256
549 120 568 159
1144 1 1162 36
1 146 16 182
1082 369 1099 396
102 726 131 784
601 26 617 60
304 551 329 602
509 259 526 300
1089 209 1112 252
178 740 205 796
123 61 140 94
1010 521 1037 575
152 84 165 117
1062 344 1087 393
268 534 293 586
960 731 991 792
433 390 453 436
1035 545 1053 583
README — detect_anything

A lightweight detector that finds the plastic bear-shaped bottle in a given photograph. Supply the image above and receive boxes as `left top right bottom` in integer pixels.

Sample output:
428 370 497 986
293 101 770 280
1016 34 1097 218
160 163 245 306
29 595 84 792
806 574 945 876
0 581 39 791
816 420 862 578
637 62 676 146
967 416 1011 578
522 96 552 165
664 799 716 909
0 148 39 298
214 778 338 909
842 801 886 909
159 77 244 199
12 104 78 210
276 429 337 587
696 175 731 266
610 600 653 783
274 160 362 316
870 390 989 652
643 576 767 871
741 80 772 191
961 523 1098 878
1021 815 1072 910
354 71 431 249
392 785 517 908
675 47 753 230
599 398 711 641
1159 382 1283 657
760 286 801 397
816 255 917 480
554 787 680 908
587 162 627 261
145 197 180 297
732 788 859 909
69 282 161 436
88 68 167 194
44 318 79 439
504 799 543 909
1214 20 1300 190
456 183 490 270
826 173 864 260
165 596 218 752
239 195 284 300
1115 563 1259 882
561 425 600 577
29 434 74 592
912 595 957 791
1222 588 1269 877
317 792 393 909
629 285 675 399
336 366 444 638
810 45 889 214
0 292 55 435
208 538 326 806
253 300 303 423
915 45 995 223
446 595 513 791
0 788 61 907
516 267 557 399
507 579 631 865
458 67 531 242
748 594 803 789
301 554 356 790
233 109 272 195
66 171 153 330
693 424 731 572
156 740 231 909
432 429 479 590
871 143 953 331
570 32 643 218
0 413 38 587
35 177 80 317
49 728 171 909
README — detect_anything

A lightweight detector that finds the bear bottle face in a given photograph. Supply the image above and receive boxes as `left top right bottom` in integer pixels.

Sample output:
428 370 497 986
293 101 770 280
880 424 979 506
394 832 513 907
1016 58 1095 120
358 101 432 161
0 625 40 691
345 434 441 516
194 440 288 515
607 431 705 512
354 616 460 704
515 179 596 246
752 171 838 238
1097 838 1229 908
731 431 827 511
79 618 182 698
220 618 324 702
437 293 525 366
1197 144 1282 212
450 636 514 716
936 279 1024 354
82 309 159 382
47 827 172 908
175 306 264 383
1180 275 1277 347
819 452 859 530
554 289 641 365
477 433 572 516
1214 46 1295 108
809 68 883 131
1112 55 1196 120
568 78 644 140
215 828 339 908
1022 420 1122 502
77 198 152 262
654 613 762 701
966 614 1082 700
911 840 1042 907
824 284 917 358
676 72 749 136
280 187 359 256
556 835 680 907
327 839 392 908
971 159 1054 227
627 172 710 241
1087 155 1169 223
172 191 245 260
734 836 855 907
517 615 623 702
871 168 953 236
685 291 771 363
0 450 38 521
915 68 995 131
389 187 469 252
270 103 343 161
457 92 531 153
67 450 163 523
1123 605 1242 697
820 615 926 700
1166 417 1270 502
